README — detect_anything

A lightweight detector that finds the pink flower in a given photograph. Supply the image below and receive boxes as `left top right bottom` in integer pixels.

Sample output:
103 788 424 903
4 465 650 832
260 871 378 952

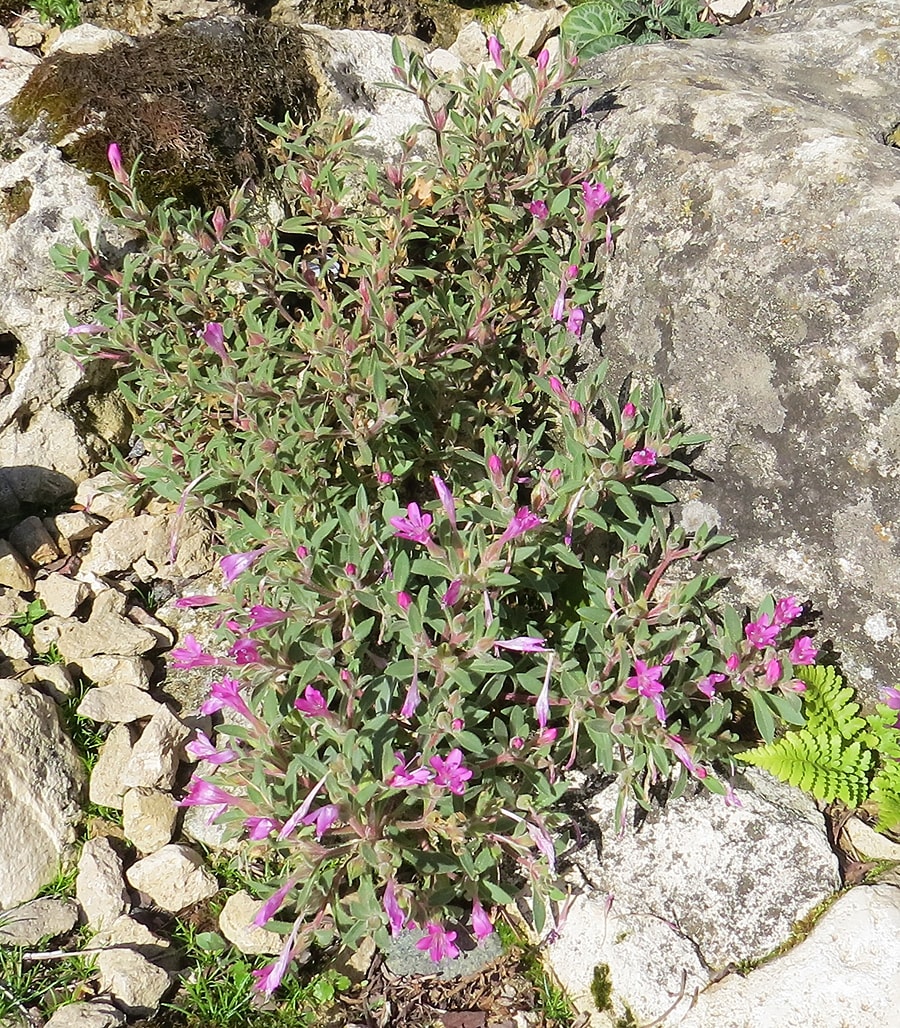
625 659 667 723
511 736 524 750
487 454 503 480
526 199 548 219
247 605 289 630
724 784 743 808
201 322 229 360
549 376 566 398
697 672 726 698
765 658 782 686
389 503 434 545
451 717 464 731
400 675 420 719
441 579 462 608
229 636 261 664
493 636 547 653
212 206 227 240
536 48 550 70
789 636 817 665
667 735 707 779
535 727 558 746
487 34 503 70
566 307 585 336
416 922 460 962
378 471 394 484
220 547 267 584
726 653 741 672
774 596 803 626
429 748 473 795
179 775 240 810
582 180 611 214
432 473 457 529
174 595 217 609
245 816 279 840
526 820 556 872
383 879 407 936
388 753 434 788
551 286 566 323
535 673 550 730
279 775 328 840
397 591 412 611
107 142 128 185
631 448 657 467
201 675 254 722
294 685 329 717
499 507 543 544
170 634 221 669
301 803 340 840
252 920 301 998
745 614 779 650
185 731 237 765
66 322 107 336
622 402 636 419
253 878 296 927
471 897 493 942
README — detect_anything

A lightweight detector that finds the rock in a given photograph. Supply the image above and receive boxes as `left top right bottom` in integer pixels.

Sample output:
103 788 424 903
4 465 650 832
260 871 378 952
385 924 504 981
95 947 172 1018
0 679 84 906
0 538 34 590
76 0 244 37
449 21 488 66
0 625 30 660
218 890 282 955
77 684 162 724
144 511 216 580
122 606 174 650
181 800 238 853
73 474 136 523
35 573 91 617
78 655 151 690
678 885 900 1027
570 0 900 695
0 43 40 107
76 836 130 930
89 724 134 809
23 663 76 702
497 3 565 56
47 23 132 56
707 0 753 21
58 608 159 662
843 817 900 863
91 913 170 953
270 0 436 41
44 511 105 556
79 514 160 576
44 1000 126 1028
424 48 465 83
0 897 78 945
9 515 61 566
31 615 69 656
12 22 45 50
125 844 218 913
547 770 841 1024
121 706 189 790
122 788 177 854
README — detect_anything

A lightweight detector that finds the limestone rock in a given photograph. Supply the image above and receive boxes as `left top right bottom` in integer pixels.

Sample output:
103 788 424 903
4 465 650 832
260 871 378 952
95 947 172 1018
9 515 61 566
570 0 900 694
47 23 132 56
548 770 841 1024
0 625 30 660
58 608 159 662
73 473 137 523
78 655 151 691
122 788 177 854
125 844 218 913
0 538 33 590
0 43 40 107
44 511 105 556
497 3 565 56
91 913 170 953
843 817 900 863
23 663 76 702
79 514 160 576
76 836 130 930
121 706 189 790
0 896 78 945
679 885 900 1028
218 890 282 955
0 679 84 905
89 724 134 809
35 573 91 617
449 20 487 66
77 684 162 724
44 1001 126 1028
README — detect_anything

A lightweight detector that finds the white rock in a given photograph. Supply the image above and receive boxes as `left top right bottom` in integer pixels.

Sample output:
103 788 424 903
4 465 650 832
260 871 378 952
44 1000 126 1028
96 947 172 1018
843 817 900 863
0 897 78 945
121 706 189 790
78 655 151 691
498 3 564 56
76 684 162 724
0 625 30 660
122 788 177 854
449 20 488 66
22 663 76 702
36 573 91 617
92 913 170 953
0 679 84 905
79 514 161 576
218 890 283 955
58 608 159 662
45 512 105 556
89 723 134 810
47 23 132 56
707 0 752 21
126 844 218 913
76 836 130 930
74 473 137 523
0 43 40 106
679 885 900 1027
0 538 34 590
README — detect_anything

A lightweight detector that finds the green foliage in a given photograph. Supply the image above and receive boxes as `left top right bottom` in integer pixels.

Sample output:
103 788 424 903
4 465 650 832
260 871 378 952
562 0 718 58
60 40 809 984
27 0 81 29
739 665 900 830
0 935 96 1021
8 598 48 639
497 920 574 1026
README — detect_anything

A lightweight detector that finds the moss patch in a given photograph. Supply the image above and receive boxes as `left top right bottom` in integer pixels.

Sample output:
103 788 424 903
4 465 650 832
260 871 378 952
10 16 318 209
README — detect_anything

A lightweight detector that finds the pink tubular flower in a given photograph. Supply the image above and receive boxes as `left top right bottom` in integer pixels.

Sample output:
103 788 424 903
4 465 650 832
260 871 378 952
551 286 566 323
170 634 221 669
301 803 340 840
229 636 261 665
220 547 267 584
245 816 280 840
625 659 667 723
252 920 301 998
582 180 611 214
527 820 557 873
789 636 818 665
622 402 636 419
400 676 420 719
248 605 289 630
536 47 550 70
254 878 296 928
389 503 434 545
697 672 726 699
765 658 783 686
429 748 473 795
726 653 741 672
535 666 551 730
107 142 129 185
526 199 548 219
549 376 566 398
67 322 107 336
487 454 503 479
441 579 462 608
774 596 803 626
201 322 229 361
294 685 329 717
487 34 503 70
745 614 780 650
174 595 217 609
185 731 237 765
388 752 434 788
397 591 412 611
179 775 240 810
566 307 585 336
212 206 227 240
493 636 547 653
499 507 543 544
535 727 558 746
279 775 328 840
383 879 407 936
667 735 707 779
432 474 457 529
201 675 254 722
416 922 460 962
471 897 494 942
631 448 657 467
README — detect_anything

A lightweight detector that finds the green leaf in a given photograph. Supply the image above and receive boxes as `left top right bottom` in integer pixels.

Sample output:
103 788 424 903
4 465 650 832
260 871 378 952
749 689 776 744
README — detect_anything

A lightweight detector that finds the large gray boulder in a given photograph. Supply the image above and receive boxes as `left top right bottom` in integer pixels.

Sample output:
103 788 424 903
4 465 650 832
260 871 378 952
570 0 900 694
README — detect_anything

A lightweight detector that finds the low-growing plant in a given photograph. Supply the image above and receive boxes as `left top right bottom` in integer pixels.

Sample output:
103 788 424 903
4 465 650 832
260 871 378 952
27 0 80 30
562 0 718 59
60 38 813 996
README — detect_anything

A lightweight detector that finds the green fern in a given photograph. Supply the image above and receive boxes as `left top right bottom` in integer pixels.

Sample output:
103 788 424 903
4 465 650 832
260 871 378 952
872 761 900 834
738 730 872 806
796 664 866 740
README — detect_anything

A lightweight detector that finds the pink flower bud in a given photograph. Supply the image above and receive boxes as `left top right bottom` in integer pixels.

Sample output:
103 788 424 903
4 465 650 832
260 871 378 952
549 376 565 398
378 471 394 484
107 142 129 185
622 402 636 419
212 206 227 240
295 545 309 559
397 591 412 611
488 454 503 478
451 717 464 731
565 264 579 281
344 563 357 577
537 48 550 70
511 736 524 750
487 35 504 70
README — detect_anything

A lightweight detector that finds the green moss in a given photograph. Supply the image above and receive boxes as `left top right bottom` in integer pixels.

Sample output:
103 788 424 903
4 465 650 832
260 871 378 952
0 179 33 225
10 17 318 210
591 963 613 1011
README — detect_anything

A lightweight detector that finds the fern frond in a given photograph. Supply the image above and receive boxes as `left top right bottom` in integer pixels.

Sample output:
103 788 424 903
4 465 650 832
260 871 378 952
738 730 872 806
871 762 900 834
797 665 866 740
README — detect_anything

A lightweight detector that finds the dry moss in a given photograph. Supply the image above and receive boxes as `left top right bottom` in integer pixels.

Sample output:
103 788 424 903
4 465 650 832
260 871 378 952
10 16 318 208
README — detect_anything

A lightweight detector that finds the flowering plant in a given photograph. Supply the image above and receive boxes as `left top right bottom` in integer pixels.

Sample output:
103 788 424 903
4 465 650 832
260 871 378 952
59 39 814 993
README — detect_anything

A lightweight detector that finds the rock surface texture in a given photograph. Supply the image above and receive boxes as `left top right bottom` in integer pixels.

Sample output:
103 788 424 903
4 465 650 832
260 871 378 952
571 0 900 695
